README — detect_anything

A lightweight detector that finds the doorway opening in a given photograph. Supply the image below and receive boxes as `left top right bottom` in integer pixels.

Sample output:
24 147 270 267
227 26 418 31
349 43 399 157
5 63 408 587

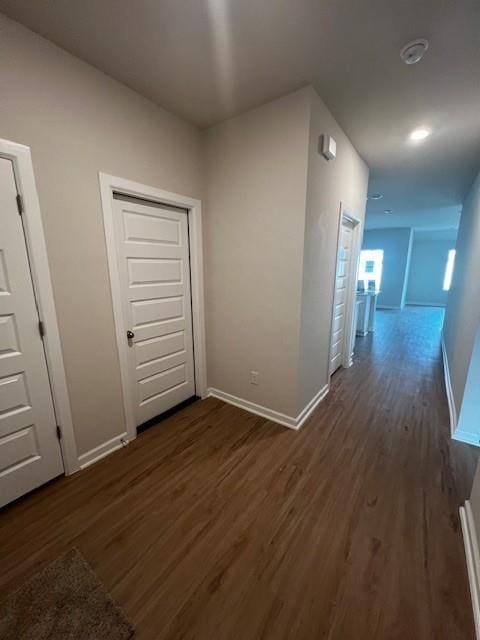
329 207 362 377
356 227 458 341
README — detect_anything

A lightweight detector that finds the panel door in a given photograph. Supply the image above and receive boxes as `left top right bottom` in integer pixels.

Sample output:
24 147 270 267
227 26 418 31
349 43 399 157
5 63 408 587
113 195 195 426
0 157 63 508
330 219 355 375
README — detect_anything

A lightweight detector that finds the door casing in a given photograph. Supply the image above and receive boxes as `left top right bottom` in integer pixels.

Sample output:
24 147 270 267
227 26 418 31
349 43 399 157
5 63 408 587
328 203 363 376
99 173 207 444
0 138 78 475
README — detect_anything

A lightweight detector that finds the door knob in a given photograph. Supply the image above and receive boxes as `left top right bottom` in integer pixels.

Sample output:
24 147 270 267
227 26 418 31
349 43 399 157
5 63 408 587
126 330 135 340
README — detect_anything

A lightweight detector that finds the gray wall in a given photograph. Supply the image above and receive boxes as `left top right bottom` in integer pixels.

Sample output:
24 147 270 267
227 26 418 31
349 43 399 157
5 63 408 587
0 14 203 456
444 171 480 429
297 88 368 413
362 228 413 309
204 88 310 417
1 13 369 452
406 229 457 307
447 171 480 550
204 86 368 418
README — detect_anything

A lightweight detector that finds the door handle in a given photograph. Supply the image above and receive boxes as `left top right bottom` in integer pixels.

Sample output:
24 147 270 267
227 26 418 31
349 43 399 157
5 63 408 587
126 330 135 341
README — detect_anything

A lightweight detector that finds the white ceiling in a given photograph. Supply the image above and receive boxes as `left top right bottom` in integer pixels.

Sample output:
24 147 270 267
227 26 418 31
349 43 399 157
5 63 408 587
1 0 479 229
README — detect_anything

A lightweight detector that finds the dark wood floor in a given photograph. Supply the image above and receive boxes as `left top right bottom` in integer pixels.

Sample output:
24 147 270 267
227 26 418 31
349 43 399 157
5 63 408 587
0 307 478 639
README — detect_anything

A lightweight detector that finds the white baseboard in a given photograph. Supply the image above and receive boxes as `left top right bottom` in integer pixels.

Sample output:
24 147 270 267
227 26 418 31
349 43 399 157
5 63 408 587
77 433 129 470
460 501 480 639
441 332 457 437
376 304 400 310
406 301 447 307
207 384 329 431
296 384 330 428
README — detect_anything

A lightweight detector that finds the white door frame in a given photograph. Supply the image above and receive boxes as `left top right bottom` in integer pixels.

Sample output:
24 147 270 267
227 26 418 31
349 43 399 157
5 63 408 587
0 138 79 474
99 173 207 442
328 203 363 374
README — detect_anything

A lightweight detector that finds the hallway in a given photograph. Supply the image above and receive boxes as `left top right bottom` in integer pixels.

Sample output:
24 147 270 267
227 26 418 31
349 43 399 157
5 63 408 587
0 308 478 639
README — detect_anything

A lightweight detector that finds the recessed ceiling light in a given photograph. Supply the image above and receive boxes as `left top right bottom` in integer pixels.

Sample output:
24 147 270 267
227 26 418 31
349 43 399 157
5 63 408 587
384 209 393 214
400 39 429 65
369 194 383 200
409 127 431 142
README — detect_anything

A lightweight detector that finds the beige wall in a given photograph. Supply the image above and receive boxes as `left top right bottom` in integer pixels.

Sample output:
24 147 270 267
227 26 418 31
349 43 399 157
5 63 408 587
298 88 368 412
0 14 203 456
204 87 368 418
203 88 310 417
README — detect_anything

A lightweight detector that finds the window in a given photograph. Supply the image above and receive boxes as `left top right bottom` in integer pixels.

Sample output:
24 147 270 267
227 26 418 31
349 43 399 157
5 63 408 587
358 249 384 291
443 249 456 291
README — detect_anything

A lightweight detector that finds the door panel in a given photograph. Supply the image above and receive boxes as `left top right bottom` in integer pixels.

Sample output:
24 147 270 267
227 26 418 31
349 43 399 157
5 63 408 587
330 219 355 375
0 157 63 507
113 195 195 426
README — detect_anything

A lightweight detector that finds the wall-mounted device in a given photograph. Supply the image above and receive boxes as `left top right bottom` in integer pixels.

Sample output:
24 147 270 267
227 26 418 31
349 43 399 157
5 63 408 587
320 135 336 160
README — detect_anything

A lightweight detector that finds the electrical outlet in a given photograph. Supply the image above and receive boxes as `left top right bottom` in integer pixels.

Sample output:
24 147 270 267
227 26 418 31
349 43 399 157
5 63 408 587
250 370 259 386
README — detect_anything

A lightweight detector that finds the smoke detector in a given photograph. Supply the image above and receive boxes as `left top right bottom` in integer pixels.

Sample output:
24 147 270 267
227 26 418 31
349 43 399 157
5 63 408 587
400 39 429 65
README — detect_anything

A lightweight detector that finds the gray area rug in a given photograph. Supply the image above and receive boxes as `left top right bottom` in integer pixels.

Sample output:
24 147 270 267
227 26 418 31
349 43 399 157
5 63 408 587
0 548 134 639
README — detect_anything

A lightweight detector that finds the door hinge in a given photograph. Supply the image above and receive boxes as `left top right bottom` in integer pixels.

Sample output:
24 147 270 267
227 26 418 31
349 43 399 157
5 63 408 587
38 320 45 338
16 194 23 215
56 425 62 440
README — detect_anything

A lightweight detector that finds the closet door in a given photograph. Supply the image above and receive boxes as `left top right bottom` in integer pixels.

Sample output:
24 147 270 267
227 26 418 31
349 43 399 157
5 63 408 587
0 157 63 507
113 195 195 426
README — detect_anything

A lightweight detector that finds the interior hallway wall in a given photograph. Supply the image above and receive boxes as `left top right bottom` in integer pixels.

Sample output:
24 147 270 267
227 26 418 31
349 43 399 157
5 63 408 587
0 14 203 457
297 88 368 413
406 229 457 307
1 13 370 451
204 86 369 418
444 170 480 437
203 88 310 417
362 227 413 309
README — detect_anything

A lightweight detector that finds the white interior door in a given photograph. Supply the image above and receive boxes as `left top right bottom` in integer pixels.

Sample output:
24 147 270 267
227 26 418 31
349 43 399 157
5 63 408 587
0 157 63 507
330 217 355 375
113 194 196 426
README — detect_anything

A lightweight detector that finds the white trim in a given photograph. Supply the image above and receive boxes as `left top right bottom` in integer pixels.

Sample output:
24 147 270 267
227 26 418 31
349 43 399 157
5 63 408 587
78 433 127 470
453 430 480 447
460 501 480 640
343 210 363 369
295 384 330 428
328 203 363 376
207 384 329 430
441 332 457 437
376 304 400 310
406 301 447 308
99 173 207 443
0 138 79 474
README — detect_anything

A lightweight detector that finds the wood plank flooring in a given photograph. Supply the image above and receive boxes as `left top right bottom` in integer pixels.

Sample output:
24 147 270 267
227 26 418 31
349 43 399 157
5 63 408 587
0 307 478 639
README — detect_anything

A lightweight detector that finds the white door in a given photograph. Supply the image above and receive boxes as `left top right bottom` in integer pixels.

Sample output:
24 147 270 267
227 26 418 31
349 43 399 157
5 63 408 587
330 218 355 375
113 195 196 426
0 157 63 507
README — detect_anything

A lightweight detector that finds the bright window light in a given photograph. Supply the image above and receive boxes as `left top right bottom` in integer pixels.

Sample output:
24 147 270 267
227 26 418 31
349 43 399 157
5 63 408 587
359 249 384 291
443 249 456 291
